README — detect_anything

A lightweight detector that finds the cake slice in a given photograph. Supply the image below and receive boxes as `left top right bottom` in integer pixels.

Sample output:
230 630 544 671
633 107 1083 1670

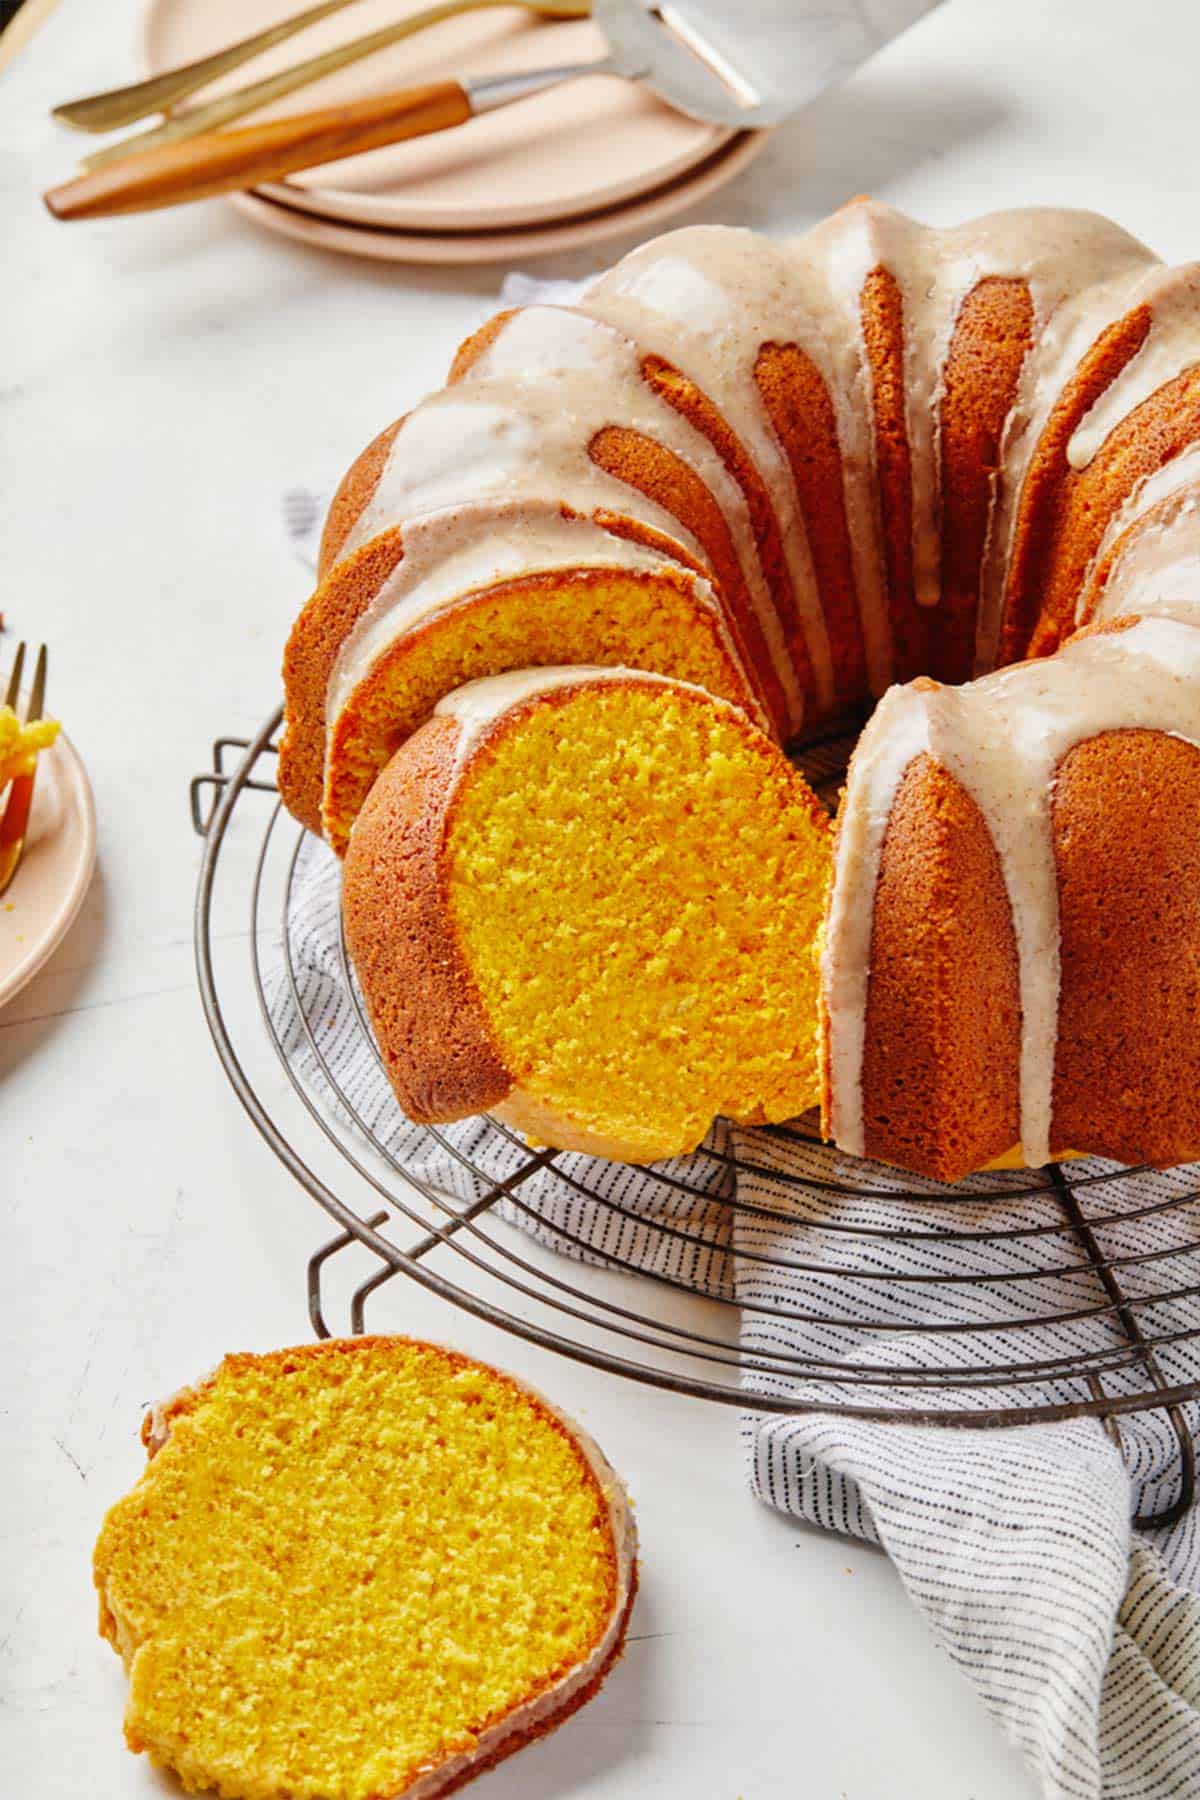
94 1337 636 1800
342 668 832 1163
279 503 769 855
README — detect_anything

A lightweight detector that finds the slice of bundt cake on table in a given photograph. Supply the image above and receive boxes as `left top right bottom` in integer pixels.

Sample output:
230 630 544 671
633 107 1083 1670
95 1337 636 1800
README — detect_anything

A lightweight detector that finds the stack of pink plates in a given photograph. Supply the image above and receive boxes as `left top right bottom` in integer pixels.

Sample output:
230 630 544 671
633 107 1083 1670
143 0 769 263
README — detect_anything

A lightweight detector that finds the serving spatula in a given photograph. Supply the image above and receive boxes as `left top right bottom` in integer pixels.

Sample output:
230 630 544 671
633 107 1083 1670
45 1 833 221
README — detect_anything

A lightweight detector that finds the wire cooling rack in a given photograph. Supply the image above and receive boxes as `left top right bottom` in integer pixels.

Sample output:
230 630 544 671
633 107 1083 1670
193 708 1200 1525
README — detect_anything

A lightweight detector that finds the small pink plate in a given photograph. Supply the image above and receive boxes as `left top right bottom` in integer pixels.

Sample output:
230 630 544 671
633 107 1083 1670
142 0 737 233
231 128 766 264
0 722 96 1011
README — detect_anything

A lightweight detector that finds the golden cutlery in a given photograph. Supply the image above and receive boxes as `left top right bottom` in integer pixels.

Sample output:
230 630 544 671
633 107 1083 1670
53 0 365 132
44 2 786 223
78 0 590 174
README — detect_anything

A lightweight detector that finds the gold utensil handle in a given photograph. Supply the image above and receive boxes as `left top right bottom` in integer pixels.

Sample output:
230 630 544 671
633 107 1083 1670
44 81 473 221
52 0 362 132
79 0 589 173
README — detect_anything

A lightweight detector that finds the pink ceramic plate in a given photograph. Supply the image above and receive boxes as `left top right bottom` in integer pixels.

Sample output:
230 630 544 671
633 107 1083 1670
0 722 96 1011
231 128 766 264
141 0 737 232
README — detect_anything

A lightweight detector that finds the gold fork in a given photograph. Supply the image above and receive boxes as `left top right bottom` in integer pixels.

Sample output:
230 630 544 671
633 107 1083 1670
53 0 366 132
0 644 49 900
62 0 590 172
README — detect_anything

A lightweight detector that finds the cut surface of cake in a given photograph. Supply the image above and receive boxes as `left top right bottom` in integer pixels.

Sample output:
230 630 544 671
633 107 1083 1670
94 1337 636 1800
281 198 1200 1180
343 669 832 1163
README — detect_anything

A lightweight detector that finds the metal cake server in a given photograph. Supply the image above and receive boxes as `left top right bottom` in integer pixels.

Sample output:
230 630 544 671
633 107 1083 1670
46 0 848 221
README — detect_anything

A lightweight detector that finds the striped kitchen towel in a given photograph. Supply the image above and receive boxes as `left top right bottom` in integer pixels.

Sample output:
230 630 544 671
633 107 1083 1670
265 832 1200 1800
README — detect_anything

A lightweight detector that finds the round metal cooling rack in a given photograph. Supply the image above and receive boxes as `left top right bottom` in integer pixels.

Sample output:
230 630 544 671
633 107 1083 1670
193 707 1200 1525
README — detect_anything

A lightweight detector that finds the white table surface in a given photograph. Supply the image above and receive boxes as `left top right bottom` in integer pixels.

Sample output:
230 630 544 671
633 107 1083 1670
4 0 1198 1793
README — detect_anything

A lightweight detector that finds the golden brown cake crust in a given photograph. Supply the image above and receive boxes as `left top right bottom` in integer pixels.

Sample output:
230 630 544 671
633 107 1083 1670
1077 485 1199 619
861 751 1021 1181
936 276 1034 683
421 1563 637 1800
1000 304 1152 662
1030 365 1200 656
754 340 868 703
1050 728 1200 1166
587 425 787 736
342 716 513 1122
638 353 810 708
861 265 925 683
448 308 520 385
279 528 406 834
318 418 403 578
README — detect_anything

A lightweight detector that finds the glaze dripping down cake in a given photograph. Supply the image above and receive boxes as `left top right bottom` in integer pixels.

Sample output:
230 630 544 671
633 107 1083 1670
280 199 1200 1181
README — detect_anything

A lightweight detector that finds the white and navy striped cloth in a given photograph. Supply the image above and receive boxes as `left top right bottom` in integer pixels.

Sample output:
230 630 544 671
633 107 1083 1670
267 833 1200 1800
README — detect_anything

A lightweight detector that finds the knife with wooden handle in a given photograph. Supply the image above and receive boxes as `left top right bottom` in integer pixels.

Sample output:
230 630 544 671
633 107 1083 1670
44 60 617 221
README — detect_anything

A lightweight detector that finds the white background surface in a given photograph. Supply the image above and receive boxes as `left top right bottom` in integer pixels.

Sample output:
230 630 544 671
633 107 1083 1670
4 0 1199 1794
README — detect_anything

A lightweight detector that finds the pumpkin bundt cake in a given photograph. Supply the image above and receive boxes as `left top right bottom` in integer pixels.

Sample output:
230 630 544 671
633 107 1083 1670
343 669 832 1163
282 198 1200 1180
94 1337 636 1800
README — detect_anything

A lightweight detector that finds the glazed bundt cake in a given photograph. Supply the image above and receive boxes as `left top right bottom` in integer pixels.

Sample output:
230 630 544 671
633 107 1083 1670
95 1338 636 1800
282 198 1200 1180
343 669 832 1163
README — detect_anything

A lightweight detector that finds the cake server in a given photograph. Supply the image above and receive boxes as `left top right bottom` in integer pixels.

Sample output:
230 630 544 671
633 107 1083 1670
46 0 859 221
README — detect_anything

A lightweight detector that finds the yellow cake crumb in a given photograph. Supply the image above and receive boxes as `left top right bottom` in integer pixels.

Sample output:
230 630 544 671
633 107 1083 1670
94 1338 631 1800
446 684 832 1159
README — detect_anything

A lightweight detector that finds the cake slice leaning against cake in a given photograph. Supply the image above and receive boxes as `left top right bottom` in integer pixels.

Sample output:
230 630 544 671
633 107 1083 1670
282 500 769 855
342 668 832 1164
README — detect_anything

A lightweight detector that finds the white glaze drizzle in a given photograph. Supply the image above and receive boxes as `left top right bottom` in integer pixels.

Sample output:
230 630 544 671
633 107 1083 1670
821 683 930 1154
1084 445 1200 627
856 207 1153 611
1092 502 1200 626
460 304 805 728
1067 265 1200 469
319 202 1200 1173
825 616 1200 1164
583 229 839 706
585 207 1158 686
435 663 693 764
335 203 1172 723
342 381 704 569
1079 443 1200 613
977 254 1199 670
